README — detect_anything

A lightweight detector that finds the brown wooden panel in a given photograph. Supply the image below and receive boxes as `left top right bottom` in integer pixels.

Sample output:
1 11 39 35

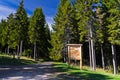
67 44 83 69
69 46 80 60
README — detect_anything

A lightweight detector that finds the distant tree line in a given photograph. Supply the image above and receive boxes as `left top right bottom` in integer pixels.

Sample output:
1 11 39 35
49 0 120 75
0 0 51 61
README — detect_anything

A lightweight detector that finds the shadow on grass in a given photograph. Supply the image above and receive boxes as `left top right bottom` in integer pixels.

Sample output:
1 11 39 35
48 62 116 80
0 55 37 66
53 63 80 73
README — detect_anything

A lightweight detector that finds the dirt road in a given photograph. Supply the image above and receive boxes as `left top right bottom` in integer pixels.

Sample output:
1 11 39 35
0 62 56 80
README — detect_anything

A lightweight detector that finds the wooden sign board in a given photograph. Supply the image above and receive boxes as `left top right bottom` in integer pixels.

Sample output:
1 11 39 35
67 44 82 69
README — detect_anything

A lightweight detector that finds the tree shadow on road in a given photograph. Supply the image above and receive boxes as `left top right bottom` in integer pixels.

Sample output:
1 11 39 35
0 62 55 79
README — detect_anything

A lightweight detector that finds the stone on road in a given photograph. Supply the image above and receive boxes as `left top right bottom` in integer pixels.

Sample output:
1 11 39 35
0 62 55 80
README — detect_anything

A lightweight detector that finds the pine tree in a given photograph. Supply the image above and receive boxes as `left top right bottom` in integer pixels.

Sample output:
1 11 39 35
28 8 46 60
45 24 51 42
15 0 28 61
44 24 51 58
74 0 97 70
93 0 107 70
50 0 72 61
7 14 18 49
74 0 88 42
49 31 63 61
104 0 120 75
1 19 7 51
5 13 19 58
0 19 7 52
70 7 80 44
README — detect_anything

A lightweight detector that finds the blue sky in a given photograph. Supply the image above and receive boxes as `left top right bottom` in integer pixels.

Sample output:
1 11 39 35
0 0 60 28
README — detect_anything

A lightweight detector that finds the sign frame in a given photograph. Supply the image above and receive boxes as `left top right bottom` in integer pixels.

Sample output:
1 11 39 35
67 44 83 69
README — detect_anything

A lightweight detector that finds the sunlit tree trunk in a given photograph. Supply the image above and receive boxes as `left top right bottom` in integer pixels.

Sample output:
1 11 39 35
89 40 92 69
89 20 96 71
111 44 117 75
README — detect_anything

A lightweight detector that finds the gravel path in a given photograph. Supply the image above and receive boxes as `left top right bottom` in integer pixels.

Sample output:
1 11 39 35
0 62 56 80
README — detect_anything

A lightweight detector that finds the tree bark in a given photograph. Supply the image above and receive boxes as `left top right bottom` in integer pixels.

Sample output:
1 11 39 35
19 40 23 57
17 40 23 62
111 44 117 75
101 44 105 70
89 22 96 71
89 40 92 69
91 39 96 71
17 44 20 61
34 42 36 61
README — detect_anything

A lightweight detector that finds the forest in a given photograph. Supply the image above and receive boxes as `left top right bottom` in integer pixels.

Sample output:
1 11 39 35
0 0 120 75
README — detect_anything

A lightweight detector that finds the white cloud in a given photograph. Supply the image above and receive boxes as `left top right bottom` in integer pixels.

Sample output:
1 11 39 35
0 5 15 20
46 16 54 31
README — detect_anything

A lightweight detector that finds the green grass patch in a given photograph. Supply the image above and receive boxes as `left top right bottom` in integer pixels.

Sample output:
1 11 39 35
53 62 120 80
0 54 38 66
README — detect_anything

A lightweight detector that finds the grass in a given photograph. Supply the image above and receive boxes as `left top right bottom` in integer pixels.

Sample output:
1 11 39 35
0 54 38 66
52 62 120 80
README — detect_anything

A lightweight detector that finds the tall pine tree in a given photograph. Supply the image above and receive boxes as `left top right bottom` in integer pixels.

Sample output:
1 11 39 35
15 0 28 61
28 8 46 60
75 0 97 71
93 0 107 70
0 19 7 52
1 19 7 53
50 0 72 61
44 24 51 58
104 0 120 74
7 13 18 50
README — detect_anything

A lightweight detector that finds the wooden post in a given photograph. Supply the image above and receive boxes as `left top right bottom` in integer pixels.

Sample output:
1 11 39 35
80 46 82 69
68 45 70 65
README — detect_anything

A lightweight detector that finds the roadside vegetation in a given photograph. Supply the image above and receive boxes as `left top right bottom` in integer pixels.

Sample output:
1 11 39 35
0 53 38 66
53 62 120 80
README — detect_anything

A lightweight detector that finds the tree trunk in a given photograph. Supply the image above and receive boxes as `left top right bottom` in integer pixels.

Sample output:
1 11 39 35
89 22 96 71
34 42 36 61
7 46 9 54
111 44 117 75
19 40 23 58
89 40 92 69
17 44 20 61
64 45 67 63
101 44 105 70
91 39 96 71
